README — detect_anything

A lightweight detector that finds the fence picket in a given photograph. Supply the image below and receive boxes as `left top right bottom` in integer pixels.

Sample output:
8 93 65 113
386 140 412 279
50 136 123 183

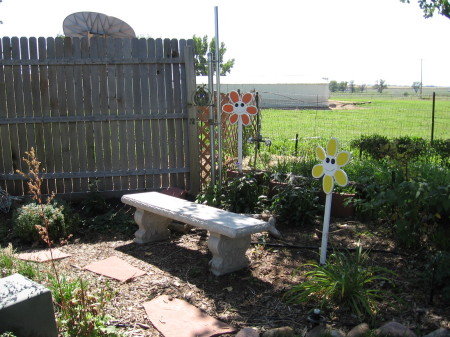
114 38 129 191
132 39 145 190
0 38 14 193
156 39 169 188
106 38 121 191
148 39 161 189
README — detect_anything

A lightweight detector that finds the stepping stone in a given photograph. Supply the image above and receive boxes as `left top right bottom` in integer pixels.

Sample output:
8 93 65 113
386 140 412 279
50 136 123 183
143 295 236 337
17 248 71 262
84 256 146 282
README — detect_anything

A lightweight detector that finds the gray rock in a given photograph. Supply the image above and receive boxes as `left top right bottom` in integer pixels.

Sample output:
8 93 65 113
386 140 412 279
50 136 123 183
376 322 417 337
347 323 370 337
306 325 327 337
423 328 450 337
330 329 346 337
262 326 295 337
236 327 260 337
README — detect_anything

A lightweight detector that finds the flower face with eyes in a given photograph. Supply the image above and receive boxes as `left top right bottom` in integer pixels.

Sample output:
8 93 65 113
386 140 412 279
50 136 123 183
312 138 351 194
222 91 257 125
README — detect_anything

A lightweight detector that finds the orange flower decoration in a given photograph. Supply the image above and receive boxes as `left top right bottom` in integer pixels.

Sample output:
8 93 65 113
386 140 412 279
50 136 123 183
222 91 257 126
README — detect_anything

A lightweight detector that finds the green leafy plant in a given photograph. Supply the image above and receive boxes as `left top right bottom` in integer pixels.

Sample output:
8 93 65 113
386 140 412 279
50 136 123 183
269 179 322 226
425 251 450 304
0 243 41 280
222 175 262 213
284 245 395 318
48 276 118 337
350 134 391 160
13 200 78 244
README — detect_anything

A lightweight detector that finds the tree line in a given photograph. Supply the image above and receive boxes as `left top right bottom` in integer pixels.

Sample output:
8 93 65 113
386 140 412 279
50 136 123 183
329 80 388 93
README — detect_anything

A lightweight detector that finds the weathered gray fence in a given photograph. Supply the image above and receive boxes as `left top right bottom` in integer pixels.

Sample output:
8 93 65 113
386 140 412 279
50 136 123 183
0 36 199 199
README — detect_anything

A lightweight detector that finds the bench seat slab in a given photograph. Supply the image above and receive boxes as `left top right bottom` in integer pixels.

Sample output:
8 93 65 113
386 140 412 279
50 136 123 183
208 232 251 276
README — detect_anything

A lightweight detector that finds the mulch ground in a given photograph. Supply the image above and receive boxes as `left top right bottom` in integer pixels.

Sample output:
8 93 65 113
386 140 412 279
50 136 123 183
27 212 449 337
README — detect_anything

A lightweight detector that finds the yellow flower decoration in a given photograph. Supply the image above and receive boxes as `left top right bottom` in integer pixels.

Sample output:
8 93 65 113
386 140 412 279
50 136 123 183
312 138 351 194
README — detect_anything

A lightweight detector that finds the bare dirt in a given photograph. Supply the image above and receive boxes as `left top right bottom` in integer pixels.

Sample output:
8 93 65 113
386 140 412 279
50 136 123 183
328 100 372 110
22 205 449 337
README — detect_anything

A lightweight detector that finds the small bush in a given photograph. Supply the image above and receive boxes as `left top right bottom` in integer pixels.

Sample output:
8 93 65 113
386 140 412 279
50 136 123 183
13 201 78 244
350 134 391 160
426 251 450 304
269 178 322 226
284 246 395 318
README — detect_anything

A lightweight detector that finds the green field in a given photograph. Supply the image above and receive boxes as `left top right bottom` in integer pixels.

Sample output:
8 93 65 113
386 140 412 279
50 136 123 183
259 95 450 153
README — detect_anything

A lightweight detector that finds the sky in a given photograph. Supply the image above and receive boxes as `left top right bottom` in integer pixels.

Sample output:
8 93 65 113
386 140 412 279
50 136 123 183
1 0 449 87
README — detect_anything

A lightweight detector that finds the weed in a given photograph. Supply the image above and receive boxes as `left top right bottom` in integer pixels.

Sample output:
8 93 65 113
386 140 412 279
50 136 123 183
16 148 118 337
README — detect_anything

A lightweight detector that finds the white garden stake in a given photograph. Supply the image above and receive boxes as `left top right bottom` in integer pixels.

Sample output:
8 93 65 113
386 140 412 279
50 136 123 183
312 138 351 264
222 91 258 173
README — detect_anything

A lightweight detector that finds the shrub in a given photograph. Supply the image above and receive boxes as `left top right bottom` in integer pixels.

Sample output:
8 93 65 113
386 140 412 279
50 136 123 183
13 201 78 244
425 251 450 304
350 134 391 160
353 180 450 250
269 178 322 226
222 175 262 213
284 246 395 318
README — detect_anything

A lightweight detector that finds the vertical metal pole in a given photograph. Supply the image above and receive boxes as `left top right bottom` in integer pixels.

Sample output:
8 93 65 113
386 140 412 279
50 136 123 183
207 52 215 185
253 92 260 168
294 133 299 156
214 6 222 186
420 59 423 99
431 92 436 144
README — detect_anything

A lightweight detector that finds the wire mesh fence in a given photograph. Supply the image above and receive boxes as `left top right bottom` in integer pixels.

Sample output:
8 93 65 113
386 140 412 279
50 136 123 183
255 92 450 157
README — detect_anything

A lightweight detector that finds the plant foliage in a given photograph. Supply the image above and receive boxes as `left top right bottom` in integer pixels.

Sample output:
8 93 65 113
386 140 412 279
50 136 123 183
284 246 395 318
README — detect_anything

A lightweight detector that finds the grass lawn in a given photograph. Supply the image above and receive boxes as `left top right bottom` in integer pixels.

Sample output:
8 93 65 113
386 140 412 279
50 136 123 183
259 96 450 151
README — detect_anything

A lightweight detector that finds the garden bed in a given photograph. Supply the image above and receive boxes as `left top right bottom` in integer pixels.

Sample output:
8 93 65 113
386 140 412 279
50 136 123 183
2 205 448 337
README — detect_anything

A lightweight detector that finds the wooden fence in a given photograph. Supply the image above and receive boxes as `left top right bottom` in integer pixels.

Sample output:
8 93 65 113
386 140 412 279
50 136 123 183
0 36 199 199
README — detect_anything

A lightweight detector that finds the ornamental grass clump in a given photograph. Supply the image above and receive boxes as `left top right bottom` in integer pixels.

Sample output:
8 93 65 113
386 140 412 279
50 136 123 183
284 245 395 318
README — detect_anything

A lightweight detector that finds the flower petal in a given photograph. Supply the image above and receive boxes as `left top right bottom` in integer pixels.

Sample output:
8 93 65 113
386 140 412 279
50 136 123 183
242 92 253 104
229 113 239 124
334 169 348 187
246 106 258 115
222 103 234 113
336 151 351 167
323 175 334 194
316 146 326 161
241 114 251 125
312 164 324 178
229 91 240 103
327 138 339 157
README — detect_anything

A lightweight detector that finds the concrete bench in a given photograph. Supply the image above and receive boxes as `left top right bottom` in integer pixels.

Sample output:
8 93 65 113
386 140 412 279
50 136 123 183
121 191 272 276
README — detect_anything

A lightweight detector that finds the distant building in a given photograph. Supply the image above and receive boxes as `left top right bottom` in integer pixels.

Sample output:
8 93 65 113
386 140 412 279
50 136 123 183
197 75 329 109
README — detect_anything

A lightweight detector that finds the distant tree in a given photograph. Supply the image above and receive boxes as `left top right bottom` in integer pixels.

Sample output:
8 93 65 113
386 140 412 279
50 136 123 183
193 35 235 76
400 0 450 19
359 84 366 92
338 81 348 92
329 80 339 92
373 79 388 93
349 80 355 93
412 81 422 94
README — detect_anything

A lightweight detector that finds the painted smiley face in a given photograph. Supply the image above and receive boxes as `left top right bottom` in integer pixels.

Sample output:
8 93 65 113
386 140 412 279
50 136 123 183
323 156 337 175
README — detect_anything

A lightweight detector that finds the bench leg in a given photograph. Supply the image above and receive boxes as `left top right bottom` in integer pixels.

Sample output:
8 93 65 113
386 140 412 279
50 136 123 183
208 232 251 276
134 209 171 244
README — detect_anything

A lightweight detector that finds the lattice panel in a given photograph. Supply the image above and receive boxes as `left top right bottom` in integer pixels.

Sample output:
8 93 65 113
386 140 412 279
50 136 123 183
197 92 258 190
